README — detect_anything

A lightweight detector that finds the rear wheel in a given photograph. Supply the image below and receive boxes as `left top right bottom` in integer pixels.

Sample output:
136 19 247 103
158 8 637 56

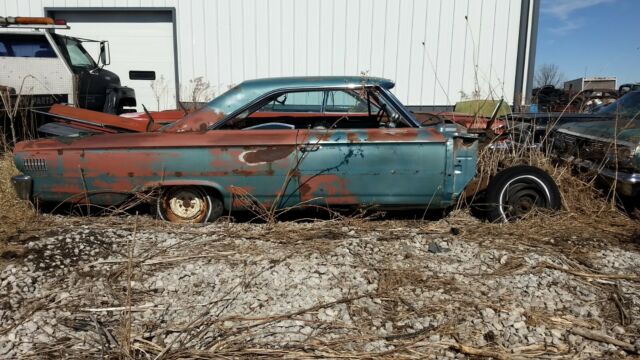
483 165 561 222
157 186 223 223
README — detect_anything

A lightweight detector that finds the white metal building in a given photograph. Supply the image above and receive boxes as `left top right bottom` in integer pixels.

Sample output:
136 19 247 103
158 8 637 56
1 0 539 111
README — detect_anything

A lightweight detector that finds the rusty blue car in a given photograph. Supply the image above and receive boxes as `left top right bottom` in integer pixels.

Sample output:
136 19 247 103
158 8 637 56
11 76 561 222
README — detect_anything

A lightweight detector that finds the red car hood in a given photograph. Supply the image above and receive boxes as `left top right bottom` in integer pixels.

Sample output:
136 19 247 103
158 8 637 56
414 111 505 134
46 104 187 133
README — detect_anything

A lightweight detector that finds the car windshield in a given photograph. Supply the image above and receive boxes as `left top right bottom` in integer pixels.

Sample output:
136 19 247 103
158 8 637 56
53 35 96 68
161 84 252 132
598 91 640 118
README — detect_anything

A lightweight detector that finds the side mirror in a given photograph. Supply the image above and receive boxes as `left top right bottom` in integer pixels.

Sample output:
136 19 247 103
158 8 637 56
99 41 110 66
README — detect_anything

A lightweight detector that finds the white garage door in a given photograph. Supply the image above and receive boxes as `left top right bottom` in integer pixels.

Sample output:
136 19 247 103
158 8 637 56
50 10 177 111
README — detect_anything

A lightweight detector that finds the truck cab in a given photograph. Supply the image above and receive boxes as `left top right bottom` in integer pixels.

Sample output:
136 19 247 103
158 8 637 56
0 16 135 114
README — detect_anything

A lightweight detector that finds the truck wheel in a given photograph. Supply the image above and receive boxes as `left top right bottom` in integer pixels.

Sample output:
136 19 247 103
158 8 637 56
157 186 223 223
483 165 561 222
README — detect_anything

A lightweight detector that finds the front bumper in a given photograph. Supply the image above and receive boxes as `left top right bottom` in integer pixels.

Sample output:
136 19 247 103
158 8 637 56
564 157 640 197
599 168 640 197
11 175 32 200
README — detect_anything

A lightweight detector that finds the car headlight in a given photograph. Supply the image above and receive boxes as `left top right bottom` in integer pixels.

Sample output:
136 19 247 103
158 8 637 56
632 145 640 171
615 146 637 170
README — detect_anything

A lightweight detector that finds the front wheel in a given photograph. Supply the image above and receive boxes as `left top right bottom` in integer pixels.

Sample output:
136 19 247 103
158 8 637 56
157 186 223 223
483 165 561 222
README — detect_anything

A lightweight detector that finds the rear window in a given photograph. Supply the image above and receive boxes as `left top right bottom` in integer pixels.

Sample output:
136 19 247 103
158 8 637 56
0 34 56 58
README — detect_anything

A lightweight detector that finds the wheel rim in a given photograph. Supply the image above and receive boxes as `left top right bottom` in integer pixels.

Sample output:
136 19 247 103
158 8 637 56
162 188 210 223
499 176 550 221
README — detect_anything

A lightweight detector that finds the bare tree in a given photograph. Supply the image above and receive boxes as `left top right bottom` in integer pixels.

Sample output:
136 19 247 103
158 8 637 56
535 63 564 88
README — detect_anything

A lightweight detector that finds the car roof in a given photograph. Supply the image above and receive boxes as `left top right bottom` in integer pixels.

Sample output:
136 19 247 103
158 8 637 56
239 76 395 92
163 76 397 132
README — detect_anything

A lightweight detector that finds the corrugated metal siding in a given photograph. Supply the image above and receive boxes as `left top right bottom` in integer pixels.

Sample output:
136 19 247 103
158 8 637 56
1 0 526 106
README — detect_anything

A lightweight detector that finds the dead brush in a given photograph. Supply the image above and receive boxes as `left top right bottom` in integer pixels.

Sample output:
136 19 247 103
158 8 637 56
1 79 44 149
0 154 36 243
470 130 632 219
62 188 162 219
450 129 640 264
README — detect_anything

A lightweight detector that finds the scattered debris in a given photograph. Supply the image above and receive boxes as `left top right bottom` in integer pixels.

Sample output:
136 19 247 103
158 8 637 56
427 241 450 254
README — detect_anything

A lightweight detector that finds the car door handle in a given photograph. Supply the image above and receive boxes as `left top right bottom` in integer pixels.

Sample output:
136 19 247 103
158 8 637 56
299 144 320 152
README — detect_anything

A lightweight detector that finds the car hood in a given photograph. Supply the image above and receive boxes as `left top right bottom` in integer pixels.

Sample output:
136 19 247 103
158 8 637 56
509 112 611 125
557 117 640 145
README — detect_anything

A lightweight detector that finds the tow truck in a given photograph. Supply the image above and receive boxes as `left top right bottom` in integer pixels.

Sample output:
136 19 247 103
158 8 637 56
0 16 136 115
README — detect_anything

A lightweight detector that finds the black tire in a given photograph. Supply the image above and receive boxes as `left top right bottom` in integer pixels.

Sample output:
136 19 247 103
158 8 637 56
483 165 561 223
157 186 223 223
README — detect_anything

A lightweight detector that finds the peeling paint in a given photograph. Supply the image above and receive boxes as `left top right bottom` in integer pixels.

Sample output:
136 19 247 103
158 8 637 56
13 77 482 217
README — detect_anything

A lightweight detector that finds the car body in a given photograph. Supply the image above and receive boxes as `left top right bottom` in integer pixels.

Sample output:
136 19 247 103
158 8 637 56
11 76 561 223
619 83 640 96
509 90 640 148
507 112 610 147
551 91 640 200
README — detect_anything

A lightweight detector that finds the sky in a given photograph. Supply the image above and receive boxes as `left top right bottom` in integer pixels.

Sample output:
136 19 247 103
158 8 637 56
536 0 640 86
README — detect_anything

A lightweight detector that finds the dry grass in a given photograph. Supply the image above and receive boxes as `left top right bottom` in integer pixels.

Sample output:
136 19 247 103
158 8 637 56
454 139 640 260
0 154 38 271
0 154 35 243
0 153 37 270
474 134 632 215
1 185 637 358
28 210 637 359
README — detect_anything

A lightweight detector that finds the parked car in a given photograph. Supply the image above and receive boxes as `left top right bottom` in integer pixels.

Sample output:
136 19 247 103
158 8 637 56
509 90 640 148
618 83 640 97
507 112 609 148
11 76 561 223
551 91 640 204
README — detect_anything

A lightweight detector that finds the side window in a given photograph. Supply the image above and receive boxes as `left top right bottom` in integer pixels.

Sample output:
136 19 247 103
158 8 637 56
325 90 370 113
0 35 56 58
219 88 411 130
260 91 324 113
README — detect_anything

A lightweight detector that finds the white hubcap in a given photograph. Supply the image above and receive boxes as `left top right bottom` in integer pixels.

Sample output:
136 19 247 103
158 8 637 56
169 190 204 219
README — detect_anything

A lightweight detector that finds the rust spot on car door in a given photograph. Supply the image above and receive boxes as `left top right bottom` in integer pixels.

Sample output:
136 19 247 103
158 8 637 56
241 146 296 165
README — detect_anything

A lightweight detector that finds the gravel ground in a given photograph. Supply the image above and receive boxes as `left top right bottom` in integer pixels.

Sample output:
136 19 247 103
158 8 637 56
0 212 639 359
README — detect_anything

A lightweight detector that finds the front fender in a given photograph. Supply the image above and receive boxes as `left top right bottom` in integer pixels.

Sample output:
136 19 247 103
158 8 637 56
103 86 136 114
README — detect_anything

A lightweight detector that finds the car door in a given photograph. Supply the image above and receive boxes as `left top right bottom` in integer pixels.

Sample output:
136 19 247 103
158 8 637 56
197 128 302 210
296 127 448 207
295 89 449 207
210 90 328 210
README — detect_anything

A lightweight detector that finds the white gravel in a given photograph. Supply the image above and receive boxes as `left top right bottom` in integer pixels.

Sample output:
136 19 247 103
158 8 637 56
0 214 639 358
